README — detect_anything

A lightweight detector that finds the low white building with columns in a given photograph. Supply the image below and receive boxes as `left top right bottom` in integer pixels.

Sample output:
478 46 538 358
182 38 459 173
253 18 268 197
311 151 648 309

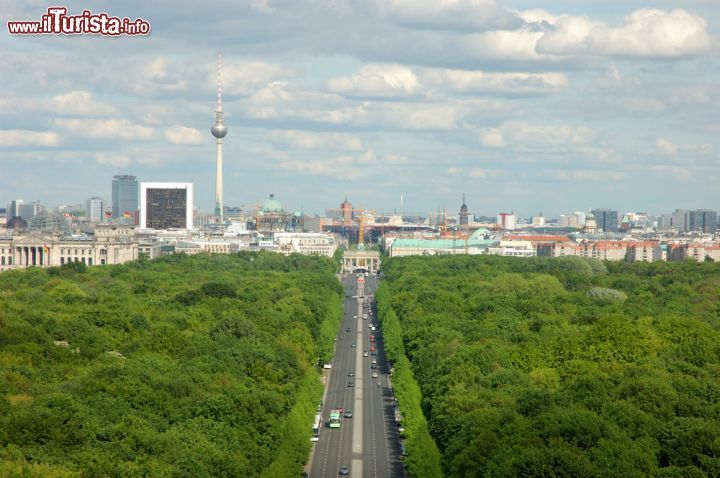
0 225 138 272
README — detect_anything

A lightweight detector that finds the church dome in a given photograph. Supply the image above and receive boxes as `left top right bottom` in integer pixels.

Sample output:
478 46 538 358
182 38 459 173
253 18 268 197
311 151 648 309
262 194 283 213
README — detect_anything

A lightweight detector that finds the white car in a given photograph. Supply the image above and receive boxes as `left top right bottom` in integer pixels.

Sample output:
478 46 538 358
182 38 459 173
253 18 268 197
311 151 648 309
372 372 378 378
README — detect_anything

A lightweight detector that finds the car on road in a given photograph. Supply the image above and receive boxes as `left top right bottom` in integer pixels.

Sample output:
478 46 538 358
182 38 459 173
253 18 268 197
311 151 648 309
372 372 378 378
347 381 354 387
344 410 353 418
363 351 369 357
362 314 368 319
371 351 377 355
348 372 354 377
371 364 377 369
351 343 356 348
353 315 357 319
339 465 349 475
346 327 351 332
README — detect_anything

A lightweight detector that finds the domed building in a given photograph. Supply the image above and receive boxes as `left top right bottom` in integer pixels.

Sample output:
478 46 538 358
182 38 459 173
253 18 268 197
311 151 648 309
583 212 597 234
262 194 283 214
28 211 72 235
256 194 299 232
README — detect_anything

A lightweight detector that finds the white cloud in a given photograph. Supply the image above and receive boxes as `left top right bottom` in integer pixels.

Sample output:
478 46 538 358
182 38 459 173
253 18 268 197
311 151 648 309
51 90 119 116
53 119 154 140
536 9 715 58
328 64 421 98
656 137 678 155
278 149 378 178
458 28 555 63
246 81 517 130
367 0 522 31
219 60 296 96
480 128 505 147
94 152 132 167
0 130 60 147
421 68 567 95
468 168 503 178
165 125 204 145
479 122 598 152
269 130 363 151
655 137 713 156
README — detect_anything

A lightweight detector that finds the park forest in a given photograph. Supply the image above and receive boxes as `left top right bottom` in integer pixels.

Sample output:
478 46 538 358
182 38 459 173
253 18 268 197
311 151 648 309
2 251 720 477
377 255 720 478
0 252 342 477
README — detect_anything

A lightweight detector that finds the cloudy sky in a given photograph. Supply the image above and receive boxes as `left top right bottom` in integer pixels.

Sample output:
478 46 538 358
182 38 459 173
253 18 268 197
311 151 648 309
2 0 719 217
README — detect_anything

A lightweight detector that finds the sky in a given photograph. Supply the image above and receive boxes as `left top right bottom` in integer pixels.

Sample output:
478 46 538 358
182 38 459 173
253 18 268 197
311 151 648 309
1 0 719 218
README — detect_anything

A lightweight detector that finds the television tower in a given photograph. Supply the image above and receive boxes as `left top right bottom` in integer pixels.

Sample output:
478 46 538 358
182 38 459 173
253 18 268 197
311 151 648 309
211 51 227 222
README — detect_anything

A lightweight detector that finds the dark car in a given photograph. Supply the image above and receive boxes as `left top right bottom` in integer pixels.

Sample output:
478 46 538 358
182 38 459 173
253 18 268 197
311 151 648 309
339 465 349 475
347 381 354 387
346 327 351 332
348 372 355 377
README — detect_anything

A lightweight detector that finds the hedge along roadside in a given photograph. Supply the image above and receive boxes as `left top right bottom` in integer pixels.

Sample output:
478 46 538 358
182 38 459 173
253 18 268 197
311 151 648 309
262 292 343 477
260 369 322 478
376 283 443 478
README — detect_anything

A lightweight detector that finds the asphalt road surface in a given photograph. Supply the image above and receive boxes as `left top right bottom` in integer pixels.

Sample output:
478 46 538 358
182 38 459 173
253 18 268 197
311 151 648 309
308 273 405 478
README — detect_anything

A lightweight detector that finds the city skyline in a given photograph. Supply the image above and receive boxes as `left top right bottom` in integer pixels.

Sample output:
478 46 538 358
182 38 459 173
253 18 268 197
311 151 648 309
2 1 719 216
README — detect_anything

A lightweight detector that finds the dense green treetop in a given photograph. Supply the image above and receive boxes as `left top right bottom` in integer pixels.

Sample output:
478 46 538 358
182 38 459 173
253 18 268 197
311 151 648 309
380 255 720 477
0 252 342 477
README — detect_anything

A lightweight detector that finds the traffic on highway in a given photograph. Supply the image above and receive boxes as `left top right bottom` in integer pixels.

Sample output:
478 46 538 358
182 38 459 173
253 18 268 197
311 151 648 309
308 271 405 477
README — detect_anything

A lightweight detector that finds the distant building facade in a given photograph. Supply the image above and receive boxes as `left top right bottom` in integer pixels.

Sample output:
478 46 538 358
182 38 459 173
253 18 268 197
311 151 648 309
0 225 138 272
86 197 105 223
274 232 337 257
140 182 194 229
497 213 516 230
112 175 139 219
592 209 619 233
18 201 44 222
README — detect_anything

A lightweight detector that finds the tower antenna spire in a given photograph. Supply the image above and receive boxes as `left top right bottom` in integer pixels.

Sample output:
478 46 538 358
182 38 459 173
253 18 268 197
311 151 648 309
217 51 223 112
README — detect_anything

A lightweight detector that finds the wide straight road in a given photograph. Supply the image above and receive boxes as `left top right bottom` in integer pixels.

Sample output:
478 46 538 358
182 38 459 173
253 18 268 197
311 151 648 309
309 272 404 478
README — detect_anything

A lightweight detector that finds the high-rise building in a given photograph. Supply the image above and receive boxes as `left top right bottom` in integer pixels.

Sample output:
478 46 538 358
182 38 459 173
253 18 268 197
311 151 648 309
211 52 227 223
459 193 469 226
112 175 139 219
18 201 44 221
140 182 194 229
592 209 619 233
497 213 516 230
670 209 690 232
690 209 718 233
6 199 23 218
85 197 104 223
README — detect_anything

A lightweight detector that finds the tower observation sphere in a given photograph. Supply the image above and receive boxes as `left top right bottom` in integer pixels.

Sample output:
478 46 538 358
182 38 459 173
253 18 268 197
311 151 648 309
211 120 227 138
